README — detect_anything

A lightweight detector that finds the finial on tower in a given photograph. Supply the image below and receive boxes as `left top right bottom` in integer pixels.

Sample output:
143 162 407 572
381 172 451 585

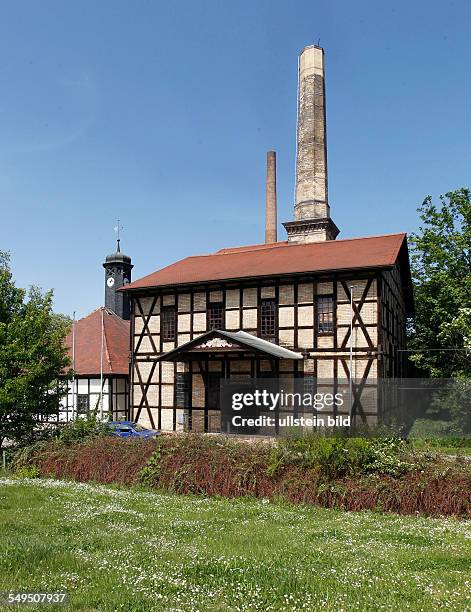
114 219 123 253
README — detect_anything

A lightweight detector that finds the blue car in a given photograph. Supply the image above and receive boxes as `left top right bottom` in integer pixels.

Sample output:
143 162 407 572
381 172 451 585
106 421 160 439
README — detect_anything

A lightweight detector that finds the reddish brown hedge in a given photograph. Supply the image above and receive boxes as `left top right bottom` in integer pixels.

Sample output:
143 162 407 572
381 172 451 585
27 434 471 518
32 437 155 485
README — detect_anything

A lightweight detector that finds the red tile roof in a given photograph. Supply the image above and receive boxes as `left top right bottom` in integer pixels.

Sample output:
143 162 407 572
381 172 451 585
124 233 408 291
64 308 130 376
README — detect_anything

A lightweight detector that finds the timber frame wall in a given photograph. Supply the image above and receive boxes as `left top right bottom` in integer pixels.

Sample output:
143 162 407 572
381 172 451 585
59 376 129 422
129 267 408 432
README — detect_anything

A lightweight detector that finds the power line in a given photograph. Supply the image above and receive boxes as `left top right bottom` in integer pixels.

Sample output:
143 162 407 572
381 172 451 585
396 348 471 353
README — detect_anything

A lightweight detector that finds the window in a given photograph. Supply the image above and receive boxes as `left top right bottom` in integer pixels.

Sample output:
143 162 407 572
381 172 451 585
77 394 89 415
208 373 221 410
176 372 191 408
260 299 277 340
303 374 316 397
208 303 224 330
161 307 176 341
316 296 334 334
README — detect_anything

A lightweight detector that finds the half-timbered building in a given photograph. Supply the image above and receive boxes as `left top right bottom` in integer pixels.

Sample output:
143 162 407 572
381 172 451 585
124 234 412 432
122 44 414 432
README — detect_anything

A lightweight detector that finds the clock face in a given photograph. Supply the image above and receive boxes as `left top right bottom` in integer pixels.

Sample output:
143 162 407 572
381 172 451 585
107 277 115 288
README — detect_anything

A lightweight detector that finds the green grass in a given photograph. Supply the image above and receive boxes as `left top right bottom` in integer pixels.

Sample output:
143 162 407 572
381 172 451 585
424 446 471 457
0 479 470 611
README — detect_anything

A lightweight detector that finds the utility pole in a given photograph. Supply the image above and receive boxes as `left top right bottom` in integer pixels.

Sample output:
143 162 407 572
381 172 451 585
71 311 76 421
349 286 355 418
99 308 104 420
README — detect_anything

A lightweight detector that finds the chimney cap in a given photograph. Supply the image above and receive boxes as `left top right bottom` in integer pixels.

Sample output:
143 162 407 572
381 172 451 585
299 44 324 55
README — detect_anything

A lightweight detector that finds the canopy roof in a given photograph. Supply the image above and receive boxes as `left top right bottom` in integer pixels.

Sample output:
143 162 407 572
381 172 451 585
158 329 304 362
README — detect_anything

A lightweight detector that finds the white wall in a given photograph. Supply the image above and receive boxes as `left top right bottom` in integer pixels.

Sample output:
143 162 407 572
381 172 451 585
60 378 111 422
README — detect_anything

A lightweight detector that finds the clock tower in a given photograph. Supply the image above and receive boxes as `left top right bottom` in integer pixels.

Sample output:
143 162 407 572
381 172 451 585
103 239 133 320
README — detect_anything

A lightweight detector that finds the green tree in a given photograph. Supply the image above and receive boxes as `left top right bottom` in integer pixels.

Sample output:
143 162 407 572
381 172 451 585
0 251 71 448
408 188 471 377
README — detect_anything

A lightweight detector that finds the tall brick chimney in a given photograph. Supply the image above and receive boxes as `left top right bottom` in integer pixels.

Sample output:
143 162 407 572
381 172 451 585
283 45 339 243
265 151 277 243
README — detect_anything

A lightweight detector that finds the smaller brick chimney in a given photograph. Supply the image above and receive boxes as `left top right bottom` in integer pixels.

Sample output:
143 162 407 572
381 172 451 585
265 151 277 243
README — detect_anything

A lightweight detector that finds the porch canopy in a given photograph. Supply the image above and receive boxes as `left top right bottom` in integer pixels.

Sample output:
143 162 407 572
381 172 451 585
157 329 304 362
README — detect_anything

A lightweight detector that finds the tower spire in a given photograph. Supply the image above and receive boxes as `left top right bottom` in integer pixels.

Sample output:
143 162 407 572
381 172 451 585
104 220 133 320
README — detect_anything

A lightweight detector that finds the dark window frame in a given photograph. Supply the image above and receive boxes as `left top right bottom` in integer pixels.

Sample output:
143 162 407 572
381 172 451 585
207 302 225 331
175 372 191 408
161 306 177 341
207 373 221 410
77 394 90 415
316 295 334 335
259 298 278 341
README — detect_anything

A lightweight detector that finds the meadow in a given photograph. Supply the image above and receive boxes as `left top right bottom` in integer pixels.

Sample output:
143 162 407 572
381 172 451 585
0 477 470 611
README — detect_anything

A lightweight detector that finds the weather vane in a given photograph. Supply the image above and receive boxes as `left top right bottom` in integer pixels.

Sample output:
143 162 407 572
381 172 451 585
114 219 124 252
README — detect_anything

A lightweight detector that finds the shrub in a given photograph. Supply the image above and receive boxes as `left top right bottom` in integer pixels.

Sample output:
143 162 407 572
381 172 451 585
268 434 415 479
57 416 109 445
14 465 40 478
138 435 272 496
11 417 111 472
138 440 165 487
28 437 157 485
11 440 52 472
365 438 417 477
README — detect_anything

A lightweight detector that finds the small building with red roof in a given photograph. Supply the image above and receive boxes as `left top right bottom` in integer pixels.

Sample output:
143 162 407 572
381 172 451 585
60 241 133 422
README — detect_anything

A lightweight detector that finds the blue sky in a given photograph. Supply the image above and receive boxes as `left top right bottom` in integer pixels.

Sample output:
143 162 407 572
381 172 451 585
0 0 470 318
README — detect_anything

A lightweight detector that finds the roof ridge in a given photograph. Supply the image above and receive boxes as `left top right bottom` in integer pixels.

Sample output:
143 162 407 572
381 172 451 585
183 232 407 260
214 232 407 254
76 306 104 322
332 232 406 244
215 241 288 253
